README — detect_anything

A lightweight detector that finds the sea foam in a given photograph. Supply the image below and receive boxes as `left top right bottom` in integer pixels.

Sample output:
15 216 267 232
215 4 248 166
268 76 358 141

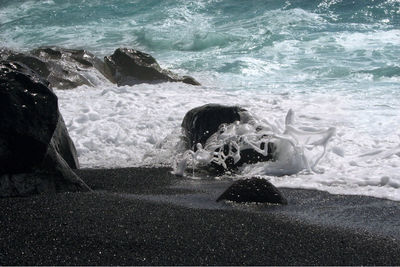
172 109 335 177
55 77 400 201
2 0 400 201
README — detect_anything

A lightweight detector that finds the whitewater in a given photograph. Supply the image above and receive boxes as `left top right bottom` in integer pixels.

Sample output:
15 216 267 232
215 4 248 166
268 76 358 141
1 0 399 201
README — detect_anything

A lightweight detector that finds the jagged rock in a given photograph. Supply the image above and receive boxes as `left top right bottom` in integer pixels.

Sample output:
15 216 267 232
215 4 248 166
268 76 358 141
31 46 112 89
0 60 90 197
104 48 200 86
1 46 112 89
216 177 287 204
1 46 200 88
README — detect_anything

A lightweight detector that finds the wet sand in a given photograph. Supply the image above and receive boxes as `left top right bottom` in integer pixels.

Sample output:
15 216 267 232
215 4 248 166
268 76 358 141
1 167 399 265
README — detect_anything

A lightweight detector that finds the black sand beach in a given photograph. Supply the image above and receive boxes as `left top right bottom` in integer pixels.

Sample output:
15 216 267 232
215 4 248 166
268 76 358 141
1 167 400 265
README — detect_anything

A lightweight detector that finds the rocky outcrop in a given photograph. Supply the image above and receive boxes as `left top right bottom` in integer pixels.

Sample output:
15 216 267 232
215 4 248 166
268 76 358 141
216 177 287 204
0 46 200 89
104 48 200 86
1 46 111 89
0 60 90 197
30 46 112 89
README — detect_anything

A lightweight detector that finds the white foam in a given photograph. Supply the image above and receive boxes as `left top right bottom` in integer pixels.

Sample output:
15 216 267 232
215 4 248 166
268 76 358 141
55 77 400 201
5 0 396 201
173 109 335 177
335 30 400 51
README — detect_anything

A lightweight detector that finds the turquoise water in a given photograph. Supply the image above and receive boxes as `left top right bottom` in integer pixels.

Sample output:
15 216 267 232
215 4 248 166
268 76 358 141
2 0 398 133
1 0 400 200
1 0 399 84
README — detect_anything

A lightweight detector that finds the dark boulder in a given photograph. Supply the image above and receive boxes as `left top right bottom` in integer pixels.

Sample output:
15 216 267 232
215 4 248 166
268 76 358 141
216 177 287 204
0 61 57 173
0 60 90 197
181 104 276 173
104 48 200 86
181 104 246 150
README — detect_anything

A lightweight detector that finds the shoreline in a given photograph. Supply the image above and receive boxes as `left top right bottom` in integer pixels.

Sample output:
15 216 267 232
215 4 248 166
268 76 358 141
1 167 399 265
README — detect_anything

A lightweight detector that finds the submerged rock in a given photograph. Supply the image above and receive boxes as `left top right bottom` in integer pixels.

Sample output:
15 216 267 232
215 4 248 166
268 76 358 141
104 48 200 86
181 104 276 173
216 177 287 204
0 60 90 197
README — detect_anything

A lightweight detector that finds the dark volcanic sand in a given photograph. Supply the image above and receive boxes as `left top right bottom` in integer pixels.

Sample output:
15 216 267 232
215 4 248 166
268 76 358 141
1 167 399 265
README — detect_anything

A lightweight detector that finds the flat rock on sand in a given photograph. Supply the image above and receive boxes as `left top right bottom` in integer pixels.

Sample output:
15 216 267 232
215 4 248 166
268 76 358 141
1 167 400 265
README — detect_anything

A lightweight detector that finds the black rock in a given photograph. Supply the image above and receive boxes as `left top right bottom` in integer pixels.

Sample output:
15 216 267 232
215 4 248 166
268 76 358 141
0 60 90 197
216 177 287 204
0 61 56 173
181 104 276 173
181 104 247 150
104 48 200 86
7 53 51 78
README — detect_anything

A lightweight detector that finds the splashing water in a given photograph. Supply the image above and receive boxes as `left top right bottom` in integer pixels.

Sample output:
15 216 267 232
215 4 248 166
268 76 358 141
173 110 336 177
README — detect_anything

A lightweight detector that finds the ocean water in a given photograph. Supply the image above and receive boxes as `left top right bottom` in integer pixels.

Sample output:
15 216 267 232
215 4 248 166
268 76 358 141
1 0 399 200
